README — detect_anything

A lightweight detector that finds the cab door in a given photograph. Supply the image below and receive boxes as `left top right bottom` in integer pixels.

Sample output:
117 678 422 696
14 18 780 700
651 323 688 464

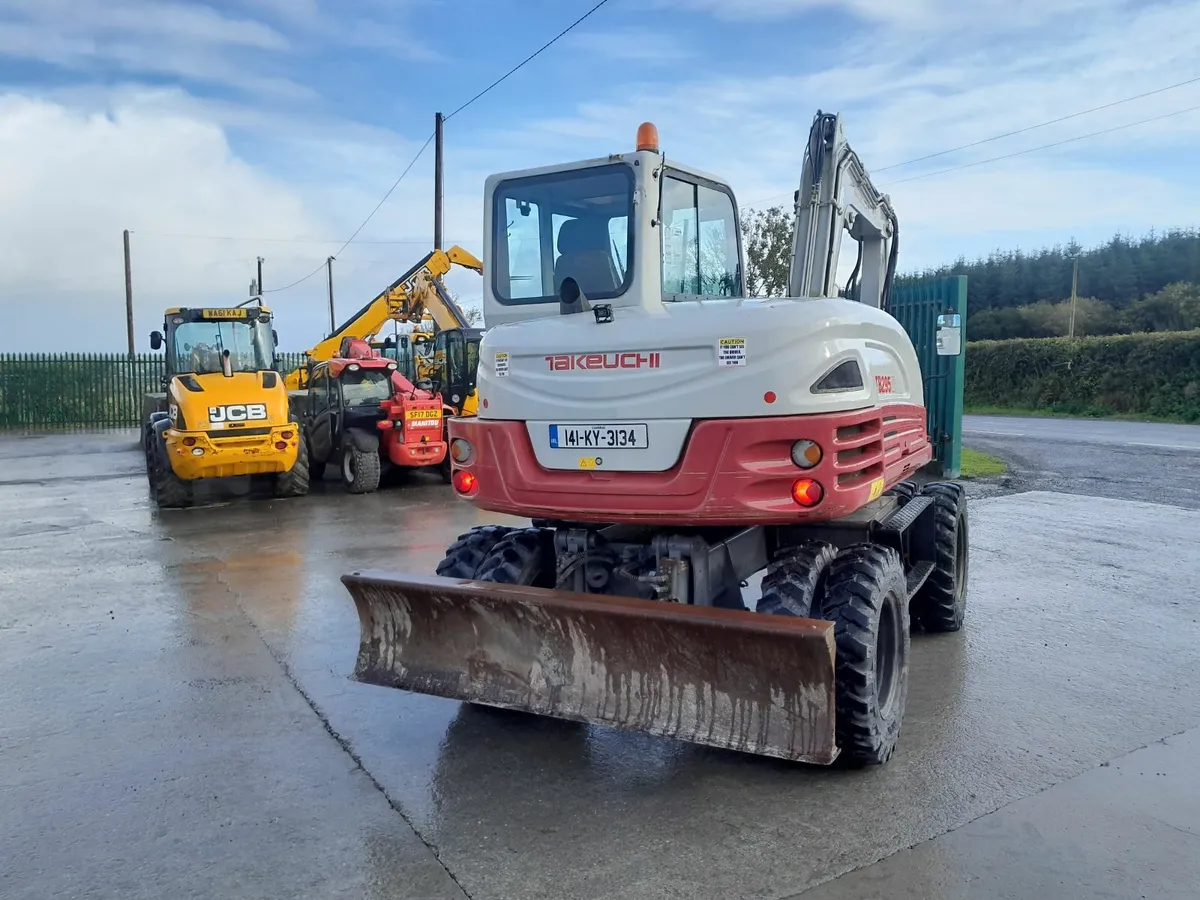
307 367 337 464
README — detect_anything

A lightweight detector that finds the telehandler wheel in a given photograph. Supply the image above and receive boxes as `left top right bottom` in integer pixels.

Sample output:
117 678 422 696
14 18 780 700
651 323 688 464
819 543 909 766
473 528 557 589
757 541 838 618
274 434 311 499
910 481 968 633
149 438 193 509
341 446 381 494
435 525 518 579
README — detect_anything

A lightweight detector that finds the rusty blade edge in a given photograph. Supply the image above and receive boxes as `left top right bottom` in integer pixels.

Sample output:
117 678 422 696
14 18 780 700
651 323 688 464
340 570 835 637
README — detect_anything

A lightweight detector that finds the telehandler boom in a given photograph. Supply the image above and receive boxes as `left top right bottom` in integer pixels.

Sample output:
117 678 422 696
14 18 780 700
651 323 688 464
282 245 482 391
344 113 968 765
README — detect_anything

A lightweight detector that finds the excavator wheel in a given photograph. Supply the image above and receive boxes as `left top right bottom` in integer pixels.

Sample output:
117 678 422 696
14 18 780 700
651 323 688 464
341 446 381 494
274 433 311 499
434 525 517 579
910 482 969 633
756 541 838 618
473 528 557 588
886 480 919 506
818 542 910 766
149 437 193 509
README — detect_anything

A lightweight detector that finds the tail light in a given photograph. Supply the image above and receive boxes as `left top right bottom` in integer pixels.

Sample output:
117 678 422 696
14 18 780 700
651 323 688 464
281 430 294 440
790 440 822 469
450 438 473 464
791 478 823 507
452 470 478 496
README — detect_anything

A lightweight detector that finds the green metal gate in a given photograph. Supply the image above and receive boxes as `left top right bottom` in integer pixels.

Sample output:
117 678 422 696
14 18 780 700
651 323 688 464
886 275 967 478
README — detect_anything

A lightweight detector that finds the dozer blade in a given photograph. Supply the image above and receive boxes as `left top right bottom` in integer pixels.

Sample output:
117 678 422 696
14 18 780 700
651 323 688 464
343 571 839 764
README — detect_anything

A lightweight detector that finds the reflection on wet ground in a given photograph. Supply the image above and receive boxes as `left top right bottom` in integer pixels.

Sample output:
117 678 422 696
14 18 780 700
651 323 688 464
2 431 1199 899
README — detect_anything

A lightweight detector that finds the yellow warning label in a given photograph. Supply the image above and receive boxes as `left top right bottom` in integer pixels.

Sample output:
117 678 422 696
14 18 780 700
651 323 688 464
717 337 746 367
867 477 886 501
578 457 600 469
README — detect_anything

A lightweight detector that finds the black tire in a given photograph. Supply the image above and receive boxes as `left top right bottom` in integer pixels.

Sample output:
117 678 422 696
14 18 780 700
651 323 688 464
819 543 910 766
911 481 968 633
473 528 556 589
886 480 919 505
341 445 381 494
149 438 193 509
435 525 517 579
275 434 311 498
757 541 838 617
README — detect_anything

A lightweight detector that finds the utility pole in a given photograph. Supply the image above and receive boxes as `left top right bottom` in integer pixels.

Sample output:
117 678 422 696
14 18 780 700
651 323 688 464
326 256 336 334
434 111 444 251
123 229 135 357
1068 256 1079 340
257 256 264 297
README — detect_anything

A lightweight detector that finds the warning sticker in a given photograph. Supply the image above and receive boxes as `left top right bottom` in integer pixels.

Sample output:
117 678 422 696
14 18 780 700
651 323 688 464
867 477 886 502
717 337 747 367
494 352 509 377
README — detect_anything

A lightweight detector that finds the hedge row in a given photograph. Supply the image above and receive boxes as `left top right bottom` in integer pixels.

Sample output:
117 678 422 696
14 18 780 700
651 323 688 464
964 330 1200 422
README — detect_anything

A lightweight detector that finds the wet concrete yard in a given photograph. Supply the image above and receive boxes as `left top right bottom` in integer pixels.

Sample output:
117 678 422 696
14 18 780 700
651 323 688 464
3 427 1199 899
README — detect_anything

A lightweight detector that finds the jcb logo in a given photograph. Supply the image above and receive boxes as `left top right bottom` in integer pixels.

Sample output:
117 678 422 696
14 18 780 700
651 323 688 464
209 404 268 423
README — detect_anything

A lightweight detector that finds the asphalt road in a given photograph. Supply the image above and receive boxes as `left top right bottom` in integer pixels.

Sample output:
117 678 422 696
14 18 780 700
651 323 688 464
964 413 1200 508
3 422 1200 900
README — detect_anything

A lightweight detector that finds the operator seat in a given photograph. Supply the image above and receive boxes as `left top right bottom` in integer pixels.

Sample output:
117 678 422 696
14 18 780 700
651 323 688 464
553 217 619 298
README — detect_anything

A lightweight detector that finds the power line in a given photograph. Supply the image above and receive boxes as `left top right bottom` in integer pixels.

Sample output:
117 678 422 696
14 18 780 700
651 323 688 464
882 102 1200 186
131 231 467 246
262 260 329 293
264 132 433 293
742 74 1200 209
874 74 1200 173
266 0 614 294
445 0 612 121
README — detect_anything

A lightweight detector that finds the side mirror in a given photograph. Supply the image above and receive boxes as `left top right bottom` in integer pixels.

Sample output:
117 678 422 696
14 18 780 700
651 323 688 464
150 331 163 351
935 313 963 357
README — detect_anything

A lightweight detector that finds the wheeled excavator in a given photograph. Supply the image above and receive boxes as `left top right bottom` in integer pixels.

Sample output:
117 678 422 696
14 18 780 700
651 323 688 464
342 113 969 766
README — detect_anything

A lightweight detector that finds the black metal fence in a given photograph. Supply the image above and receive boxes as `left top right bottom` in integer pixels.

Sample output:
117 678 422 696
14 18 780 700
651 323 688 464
0 353 308 430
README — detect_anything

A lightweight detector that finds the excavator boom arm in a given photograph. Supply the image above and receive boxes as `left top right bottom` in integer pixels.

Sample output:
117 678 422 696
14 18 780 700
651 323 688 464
787 112 897 308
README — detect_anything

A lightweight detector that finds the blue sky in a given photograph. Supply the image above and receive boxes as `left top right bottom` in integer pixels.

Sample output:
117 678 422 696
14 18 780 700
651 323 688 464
1 0 1198 351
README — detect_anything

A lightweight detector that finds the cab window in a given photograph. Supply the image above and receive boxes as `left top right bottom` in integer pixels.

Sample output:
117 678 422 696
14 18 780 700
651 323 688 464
492 163 635 305
660 173 742 298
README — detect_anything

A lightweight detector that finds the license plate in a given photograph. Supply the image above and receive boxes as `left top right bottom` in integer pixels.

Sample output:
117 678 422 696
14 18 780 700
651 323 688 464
406 409 441 419
549 424 648 450
201 308 248 319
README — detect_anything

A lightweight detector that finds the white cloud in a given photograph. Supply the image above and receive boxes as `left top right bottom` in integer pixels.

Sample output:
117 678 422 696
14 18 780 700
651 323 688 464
0 93 327 351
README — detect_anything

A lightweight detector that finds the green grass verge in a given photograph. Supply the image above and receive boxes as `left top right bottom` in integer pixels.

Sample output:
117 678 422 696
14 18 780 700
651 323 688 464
960 447 1008 479
964 404 1191 424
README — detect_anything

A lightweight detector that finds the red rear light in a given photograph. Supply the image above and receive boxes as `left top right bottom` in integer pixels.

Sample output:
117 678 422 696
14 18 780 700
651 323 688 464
182 437 196 447
275 441 288 450
281 430 294 440
452 470 478 495
791 478 823 507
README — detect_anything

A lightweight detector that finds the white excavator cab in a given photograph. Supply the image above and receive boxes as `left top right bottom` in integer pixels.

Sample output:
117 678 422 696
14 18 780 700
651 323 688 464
481 124 745 329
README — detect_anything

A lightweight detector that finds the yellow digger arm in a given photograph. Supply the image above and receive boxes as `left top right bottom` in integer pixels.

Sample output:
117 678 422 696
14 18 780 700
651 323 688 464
282 245 483 387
